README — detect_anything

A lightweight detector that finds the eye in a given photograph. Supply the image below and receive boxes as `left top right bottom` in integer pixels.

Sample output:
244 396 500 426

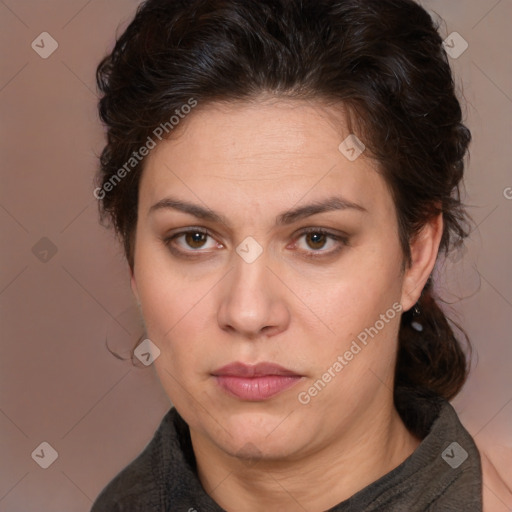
163 228 222 254
162 226 348 260
292 228 348 257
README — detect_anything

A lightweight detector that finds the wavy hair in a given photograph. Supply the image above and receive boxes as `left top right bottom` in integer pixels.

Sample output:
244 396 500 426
96 0 472 405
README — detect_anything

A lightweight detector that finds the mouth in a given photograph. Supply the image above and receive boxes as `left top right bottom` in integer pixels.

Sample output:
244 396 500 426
211 362 303 401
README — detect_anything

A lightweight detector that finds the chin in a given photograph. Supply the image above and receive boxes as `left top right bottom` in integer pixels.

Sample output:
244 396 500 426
215 415 306 461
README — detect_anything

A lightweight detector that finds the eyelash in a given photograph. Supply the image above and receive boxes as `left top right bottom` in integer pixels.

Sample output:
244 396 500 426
162 227 349 260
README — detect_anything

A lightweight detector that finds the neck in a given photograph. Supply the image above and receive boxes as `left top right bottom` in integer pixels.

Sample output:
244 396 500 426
190 397 421 512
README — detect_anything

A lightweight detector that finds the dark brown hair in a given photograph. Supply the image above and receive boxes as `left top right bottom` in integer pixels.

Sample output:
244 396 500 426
95 0 472 404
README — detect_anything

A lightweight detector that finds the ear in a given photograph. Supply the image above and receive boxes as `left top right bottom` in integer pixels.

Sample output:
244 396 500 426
400 213 443 312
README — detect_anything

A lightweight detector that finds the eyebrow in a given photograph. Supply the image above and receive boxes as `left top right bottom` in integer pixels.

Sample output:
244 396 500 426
149 195 367 226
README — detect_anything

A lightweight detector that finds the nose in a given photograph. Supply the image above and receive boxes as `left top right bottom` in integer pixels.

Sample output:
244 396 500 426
217 251 290 339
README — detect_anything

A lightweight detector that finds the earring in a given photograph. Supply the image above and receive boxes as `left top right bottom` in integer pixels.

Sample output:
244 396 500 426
411 303 423 332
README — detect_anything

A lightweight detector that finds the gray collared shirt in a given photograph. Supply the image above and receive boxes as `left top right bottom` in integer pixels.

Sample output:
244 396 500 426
91 391 482 511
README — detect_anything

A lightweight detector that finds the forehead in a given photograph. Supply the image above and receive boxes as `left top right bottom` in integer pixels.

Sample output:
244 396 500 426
139 99 391 216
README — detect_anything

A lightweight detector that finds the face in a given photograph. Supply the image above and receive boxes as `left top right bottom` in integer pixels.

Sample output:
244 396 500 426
131 98 425 462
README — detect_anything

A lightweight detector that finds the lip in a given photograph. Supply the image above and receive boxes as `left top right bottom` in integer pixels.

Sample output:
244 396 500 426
212 362 301 378
212 362 303 401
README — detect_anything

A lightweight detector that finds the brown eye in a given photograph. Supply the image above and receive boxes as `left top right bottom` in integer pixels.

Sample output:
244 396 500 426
305 232 328 250
292 228 349 259
164 228 220 256
184 231 208 249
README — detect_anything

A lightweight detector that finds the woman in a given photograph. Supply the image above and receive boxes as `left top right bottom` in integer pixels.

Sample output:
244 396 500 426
90 0 501 510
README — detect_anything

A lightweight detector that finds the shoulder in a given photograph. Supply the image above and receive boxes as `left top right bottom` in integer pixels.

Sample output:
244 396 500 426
392 392 484 510
90 448 157 511
91 409 175 512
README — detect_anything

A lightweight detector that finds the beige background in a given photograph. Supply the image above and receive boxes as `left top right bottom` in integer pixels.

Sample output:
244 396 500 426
0 0 511 510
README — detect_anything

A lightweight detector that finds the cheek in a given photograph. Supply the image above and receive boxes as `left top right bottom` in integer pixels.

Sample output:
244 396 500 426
304 249 403 328
133 252 196 367
134 234 208 328
133 241 227 382
296 250 404 387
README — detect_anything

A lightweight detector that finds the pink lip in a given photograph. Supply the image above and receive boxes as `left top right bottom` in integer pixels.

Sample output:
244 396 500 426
212 362 303 401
